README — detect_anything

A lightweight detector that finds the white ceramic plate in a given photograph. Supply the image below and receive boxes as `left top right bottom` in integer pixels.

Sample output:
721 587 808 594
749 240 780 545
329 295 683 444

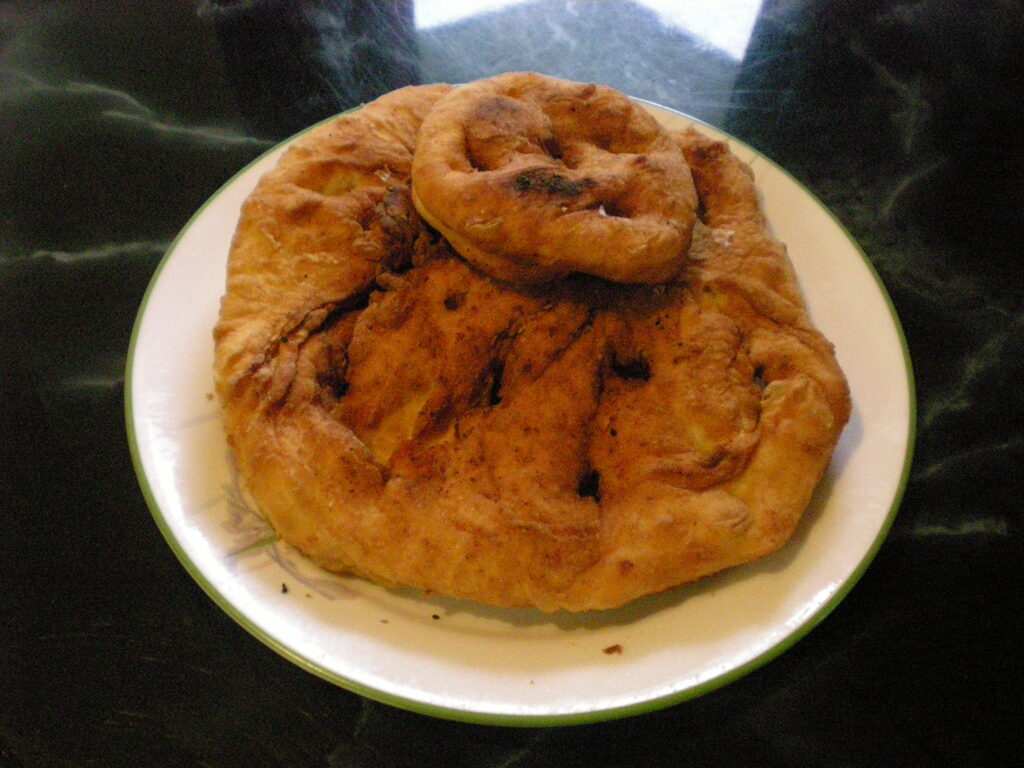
126 100 914 725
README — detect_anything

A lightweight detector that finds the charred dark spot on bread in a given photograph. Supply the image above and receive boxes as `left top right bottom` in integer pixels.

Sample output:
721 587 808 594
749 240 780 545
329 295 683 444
576 468 601 502
512 169 596 197
610 354 651 382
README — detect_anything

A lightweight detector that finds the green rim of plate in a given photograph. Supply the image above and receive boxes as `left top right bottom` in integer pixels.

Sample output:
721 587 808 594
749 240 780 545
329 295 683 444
125 96 916 727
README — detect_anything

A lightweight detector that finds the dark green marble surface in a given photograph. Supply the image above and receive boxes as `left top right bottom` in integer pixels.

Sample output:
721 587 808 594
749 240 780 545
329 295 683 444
2 1 1020 765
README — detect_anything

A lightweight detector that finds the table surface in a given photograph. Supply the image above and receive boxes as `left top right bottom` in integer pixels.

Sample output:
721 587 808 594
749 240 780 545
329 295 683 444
2 1 1020 765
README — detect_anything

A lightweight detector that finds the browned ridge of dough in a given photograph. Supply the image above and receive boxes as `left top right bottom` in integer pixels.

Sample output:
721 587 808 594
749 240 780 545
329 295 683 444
214 78 851 612
410 72 699 286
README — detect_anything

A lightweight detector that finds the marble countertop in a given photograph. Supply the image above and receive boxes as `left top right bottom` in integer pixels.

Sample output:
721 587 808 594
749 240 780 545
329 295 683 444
2 1 1020 765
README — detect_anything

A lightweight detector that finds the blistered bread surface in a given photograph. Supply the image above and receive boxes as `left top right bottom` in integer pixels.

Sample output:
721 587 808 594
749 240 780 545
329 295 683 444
214 75 850 612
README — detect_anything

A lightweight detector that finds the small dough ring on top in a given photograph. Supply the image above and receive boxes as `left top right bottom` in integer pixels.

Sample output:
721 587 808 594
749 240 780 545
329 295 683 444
411 72 699 285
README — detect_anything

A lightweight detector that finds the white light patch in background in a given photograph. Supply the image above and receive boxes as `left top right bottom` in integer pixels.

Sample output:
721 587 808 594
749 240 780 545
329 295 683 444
638 0 763 60
415 0 535 29
415 1 763 61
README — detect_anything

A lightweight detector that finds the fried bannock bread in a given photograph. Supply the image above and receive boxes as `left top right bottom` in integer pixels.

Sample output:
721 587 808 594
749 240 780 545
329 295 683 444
214 78 850 612
410 72 699 285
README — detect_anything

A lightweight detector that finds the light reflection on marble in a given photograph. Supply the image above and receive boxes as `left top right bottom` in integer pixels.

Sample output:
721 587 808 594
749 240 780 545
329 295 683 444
414 0 744 125
415 0 763 60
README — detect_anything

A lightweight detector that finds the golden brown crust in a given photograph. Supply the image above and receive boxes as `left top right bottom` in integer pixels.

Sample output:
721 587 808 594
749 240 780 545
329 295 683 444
214 80 850 612
410 72 699 285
